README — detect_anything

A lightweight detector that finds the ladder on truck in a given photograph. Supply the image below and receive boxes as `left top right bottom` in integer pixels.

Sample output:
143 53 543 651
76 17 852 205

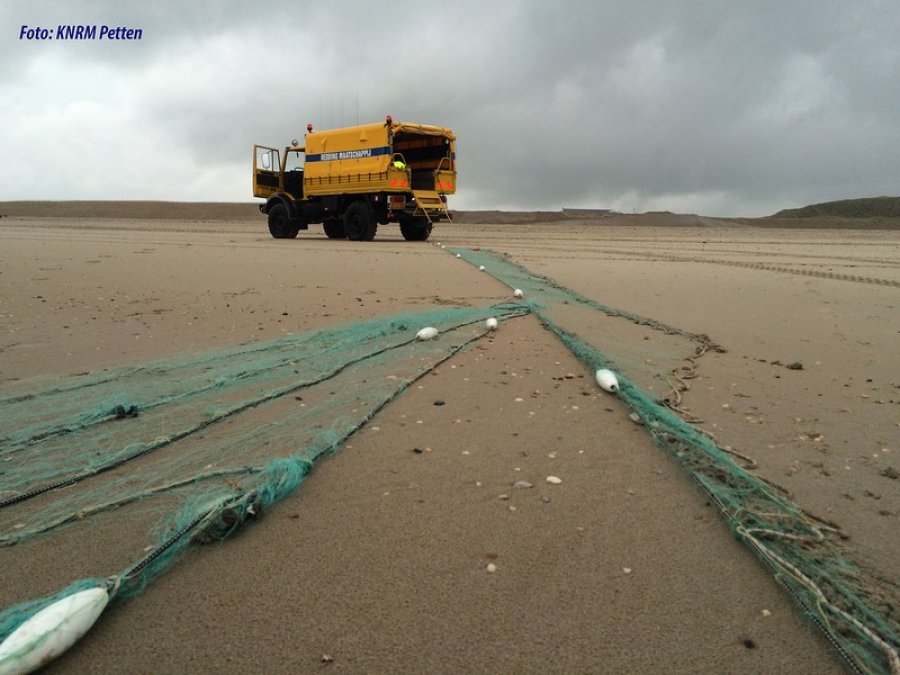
411 189 452 225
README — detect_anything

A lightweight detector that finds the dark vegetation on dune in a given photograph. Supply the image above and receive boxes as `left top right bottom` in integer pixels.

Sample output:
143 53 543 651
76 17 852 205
773 196 900 219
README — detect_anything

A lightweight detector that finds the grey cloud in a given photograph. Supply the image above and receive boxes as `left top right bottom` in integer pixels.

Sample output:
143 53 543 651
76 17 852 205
1 0 898 215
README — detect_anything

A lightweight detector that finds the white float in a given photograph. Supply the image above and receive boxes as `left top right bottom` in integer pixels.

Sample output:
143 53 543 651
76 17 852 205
485 318 498 331
478 265 485 271
416 327 439 341
0 586 109 675
595 369 620 393
513 289 524 298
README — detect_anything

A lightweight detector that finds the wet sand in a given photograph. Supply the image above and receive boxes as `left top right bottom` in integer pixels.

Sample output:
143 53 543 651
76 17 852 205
0 212 897 673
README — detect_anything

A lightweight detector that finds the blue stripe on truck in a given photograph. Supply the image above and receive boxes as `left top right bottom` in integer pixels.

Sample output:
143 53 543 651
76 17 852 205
306 145 392 162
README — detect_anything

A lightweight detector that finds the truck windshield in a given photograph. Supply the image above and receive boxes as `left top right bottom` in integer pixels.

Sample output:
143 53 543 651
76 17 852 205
285 151 304 171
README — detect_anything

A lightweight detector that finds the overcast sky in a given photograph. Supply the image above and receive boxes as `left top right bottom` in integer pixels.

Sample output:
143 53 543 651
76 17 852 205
2 1 899 216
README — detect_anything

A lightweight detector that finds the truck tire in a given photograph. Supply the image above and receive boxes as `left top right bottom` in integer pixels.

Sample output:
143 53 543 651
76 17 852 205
268 203 299 239
344 201 377 241
323 218 346 239
400 218 433 241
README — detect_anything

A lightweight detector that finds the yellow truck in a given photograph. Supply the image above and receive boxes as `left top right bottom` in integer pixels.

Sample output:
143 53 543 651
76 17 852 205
252 116 456 241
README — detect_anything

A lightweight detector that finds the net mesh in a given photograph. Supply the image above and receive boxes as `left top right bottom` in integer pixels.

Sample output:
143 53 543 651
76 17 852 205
0 248 896 674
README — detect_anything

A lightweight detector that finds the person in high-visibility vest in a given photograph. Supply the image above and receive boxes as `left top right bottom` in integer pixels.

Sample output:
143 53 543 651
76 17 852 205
392 159 407 170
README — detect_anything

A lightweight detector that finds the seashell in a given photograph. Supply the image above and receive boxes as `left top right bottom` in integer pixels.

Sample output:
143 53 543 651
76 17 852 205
595 369 619 393
513 288 524 298
545 475 563 485
485 317 498 331
416 327 439 341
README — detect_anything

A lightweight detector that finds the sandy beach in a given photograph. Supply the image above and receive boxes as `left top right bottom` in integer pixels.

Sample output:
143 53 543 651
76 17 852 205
0 208 897 673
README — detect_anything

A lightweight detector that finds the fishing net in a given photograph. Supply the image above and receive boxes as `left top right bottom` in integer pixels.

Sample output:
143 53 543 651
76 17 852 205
449 247 899 675
0 304 526 611
0 247 896 674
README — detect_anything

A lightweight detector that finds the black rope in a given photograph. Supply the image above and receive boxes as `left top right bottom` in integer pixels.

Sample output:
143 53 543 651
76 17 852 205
117 507 213 589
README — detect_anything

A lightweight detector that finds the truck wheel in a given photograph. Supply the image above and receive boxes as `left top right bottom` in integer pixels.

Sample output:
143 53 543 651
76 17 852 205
400 218 433 241
268 204 299 239
323 218 346 239
344 201 377 241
